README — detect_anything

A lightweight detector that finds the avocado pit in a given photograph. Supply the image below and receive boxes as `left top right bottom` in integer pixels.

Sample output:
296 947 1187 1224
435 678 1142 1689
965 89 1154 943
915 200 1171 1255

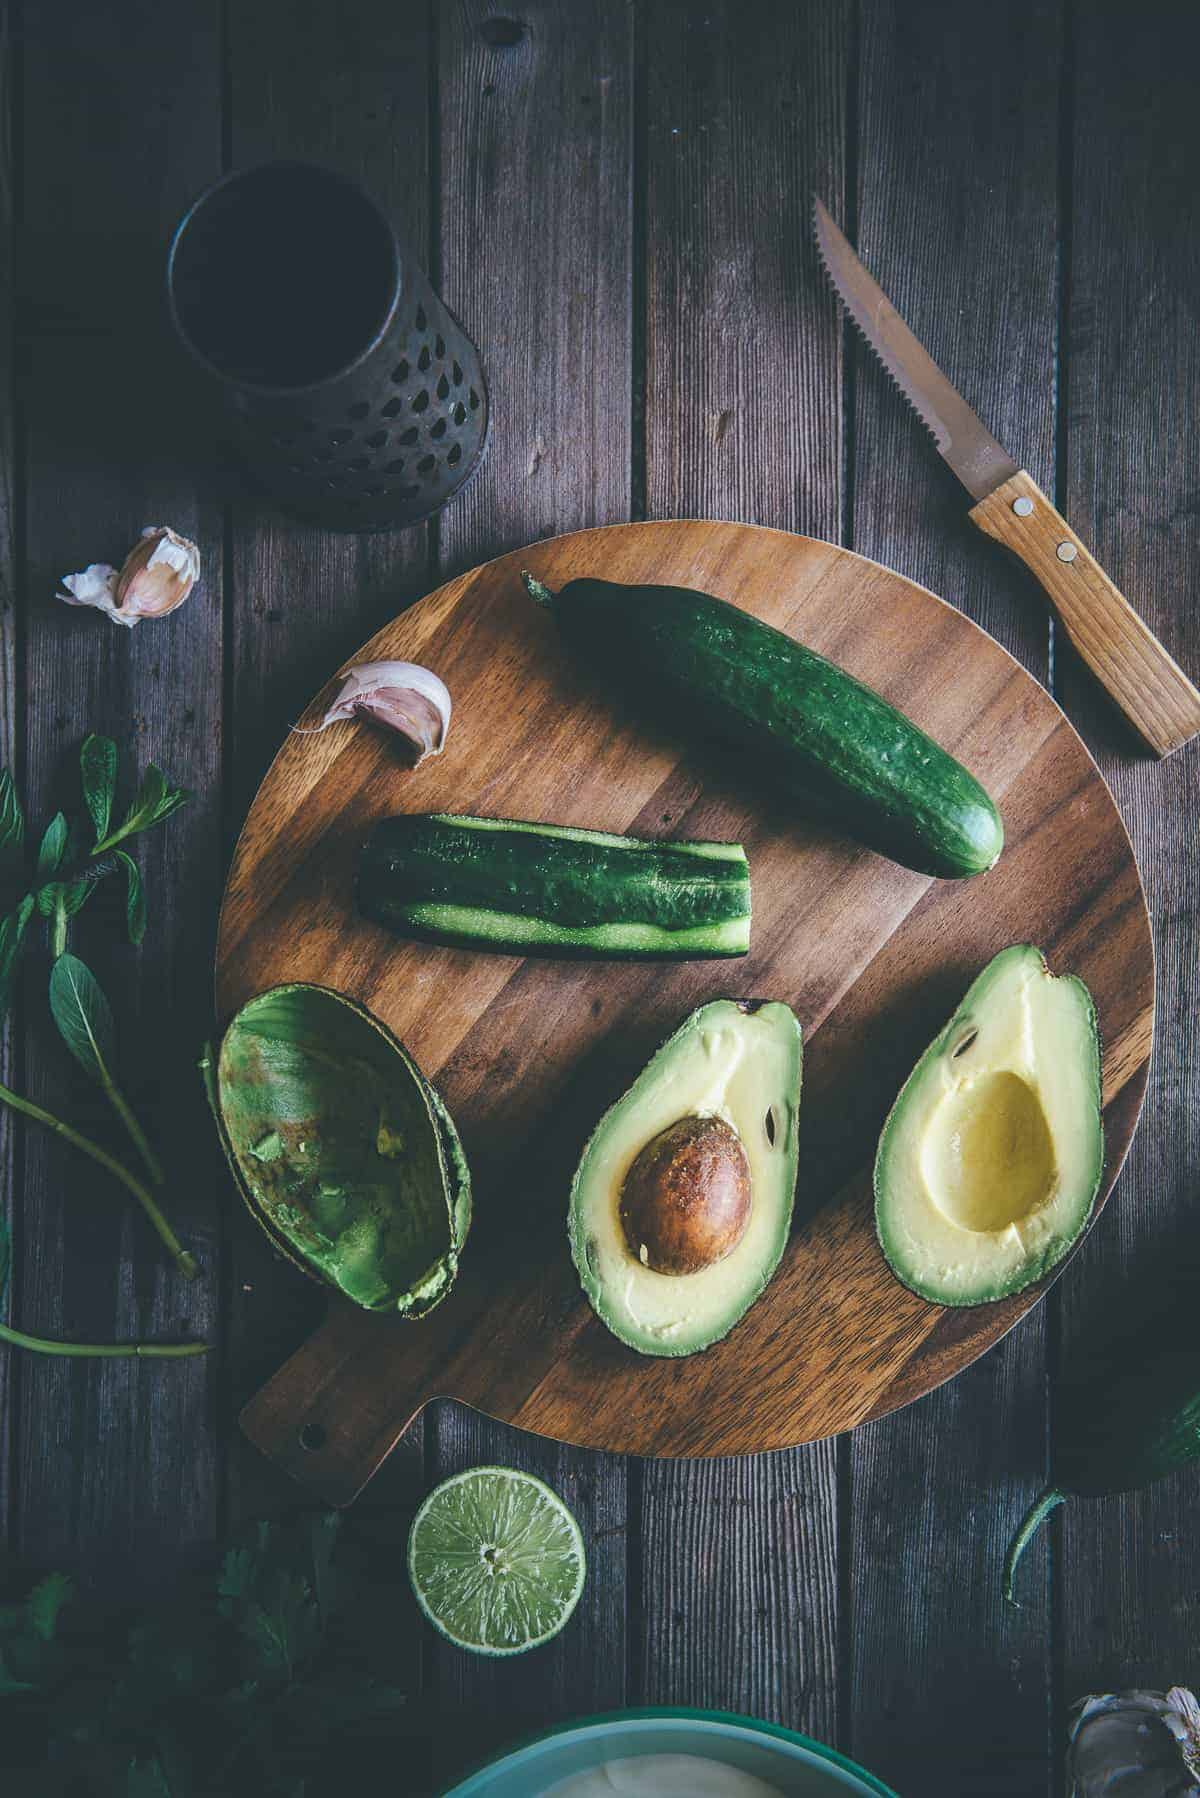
619 1114 752 1276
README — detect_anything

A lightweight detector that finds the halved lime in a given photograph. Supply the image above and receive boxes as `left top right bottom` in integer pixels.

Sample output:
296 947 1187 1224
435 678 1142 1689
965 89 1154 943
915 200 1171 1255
408 1464 586 1655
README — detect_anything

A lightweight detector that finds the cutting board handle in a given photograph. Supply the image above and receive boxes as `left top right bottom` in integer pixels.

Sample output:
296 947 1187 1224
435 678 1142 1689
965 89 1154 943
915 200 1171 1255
240 1306 449 1508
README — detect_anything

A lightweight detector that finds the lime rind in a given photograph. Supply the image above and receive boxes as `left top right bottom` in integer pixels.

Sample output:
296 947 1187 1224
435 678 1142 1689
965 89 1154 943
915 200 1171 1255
408 1465 586 1657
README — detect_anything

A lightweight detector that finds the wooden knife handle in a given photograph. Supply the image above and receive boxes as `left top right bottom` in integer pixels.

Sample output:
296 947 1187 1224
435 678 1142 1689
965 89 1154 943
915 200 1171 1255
969 469 1200 758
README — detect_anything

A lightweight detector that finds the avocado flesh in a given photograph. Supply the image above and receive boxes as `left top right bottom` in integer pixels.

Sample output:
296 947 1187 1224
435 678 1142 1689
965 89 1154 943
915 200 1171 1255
569 999 802 1357
875 945 1103 1307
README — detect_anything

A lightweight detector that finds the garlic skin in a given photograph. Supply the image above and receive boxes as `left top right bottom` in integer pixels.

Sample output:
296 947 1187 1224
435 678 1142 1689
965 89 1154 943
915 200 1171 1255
296 661 451 766
1069 1687 1200 1796
59 526 200 627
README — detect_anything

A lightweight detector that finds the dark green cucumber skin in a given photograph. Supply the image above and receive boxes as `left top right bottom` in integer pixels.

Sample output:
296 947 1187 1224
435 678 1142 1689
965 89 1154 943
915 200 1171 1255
542 577 1003 880
358 813 750 960
1054 1348 1200 1495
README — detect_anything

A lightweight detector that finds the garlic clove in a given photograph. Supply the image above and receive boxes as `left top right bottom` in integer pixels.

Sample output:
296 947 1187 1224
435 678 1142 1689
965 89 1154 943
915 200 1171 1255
295 660 452 766
58 563 125 623
59 526 200 627
1069 1689 1200 1795
115 526 200 619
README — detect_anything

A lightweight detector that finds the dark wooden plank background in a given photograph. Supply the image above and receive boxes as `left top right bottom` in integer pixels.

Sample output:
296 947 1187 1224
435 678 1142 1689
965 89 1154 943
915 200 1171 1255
2 3 1198 1794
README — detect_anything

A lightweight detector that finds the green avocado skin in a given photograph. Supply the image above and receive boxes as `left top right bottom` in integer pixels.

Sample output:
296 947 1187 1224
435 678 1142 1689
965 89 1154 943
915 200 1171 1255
210 983 470 1318
569 998 803 1358
547 576 1003 881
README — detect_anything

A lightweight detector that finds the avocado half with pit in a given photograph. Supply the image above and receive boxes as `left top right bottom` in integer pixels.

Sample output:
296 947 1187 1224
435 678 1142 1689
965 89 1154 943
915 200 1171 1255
569 998 803 1357
874 945 1103 1307
205 983 471 1315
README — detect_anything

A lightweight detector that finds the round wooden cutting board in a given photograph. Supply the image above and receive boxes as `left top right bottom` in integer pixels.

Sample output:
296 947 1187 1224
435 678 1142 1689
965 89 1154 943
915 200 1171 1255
219 521 1154 1506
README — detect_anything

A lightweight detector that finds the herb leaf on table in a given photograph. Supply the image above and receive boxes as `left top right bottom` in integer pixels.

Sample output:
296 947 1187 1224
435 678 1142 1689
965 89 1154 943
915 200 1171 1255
0 743 196 1279
36 812 69 877
0 1511 409 1796
116 850 147 945
0 769 25 872
95 762 190 855
49 951 166 1189
81 733 119 844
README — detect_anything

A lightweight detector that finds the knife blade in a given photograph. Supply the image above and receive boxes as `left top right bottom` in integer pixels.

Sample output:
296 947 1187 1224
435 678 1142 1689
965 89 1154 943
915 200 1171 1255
812 196 1200 758
813 197 1018 502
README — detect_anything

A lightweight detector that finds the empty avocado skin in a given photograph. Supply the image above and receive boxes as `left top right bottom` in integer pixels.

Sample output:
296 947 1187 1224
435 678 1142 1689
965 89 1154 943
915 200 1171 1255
207 983 471 1317
569 998 803 1358
874 944 1103 1308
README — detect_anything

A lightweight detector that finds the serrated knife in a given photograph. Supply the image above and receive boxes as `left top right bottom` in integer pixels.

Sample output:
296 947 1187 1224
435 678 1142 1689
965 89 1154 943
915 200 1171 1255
813 196 1200 758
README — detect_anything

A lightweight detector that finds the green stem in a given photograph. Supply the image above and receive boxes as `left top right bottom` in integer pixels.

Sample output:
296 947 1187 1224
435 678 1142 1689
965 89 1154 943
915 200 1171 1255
101 1073 166 1187
1003 1486 1066 1606
0 1081 197 1279
0 1321 206 1359
520 571 556 608
91 819 143 857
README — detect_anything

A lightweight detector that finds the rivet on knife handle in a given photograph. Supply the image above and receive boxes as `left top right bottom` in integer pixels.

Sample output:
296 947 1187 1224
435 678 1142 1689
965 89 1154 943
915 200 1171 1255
970 471 1200 758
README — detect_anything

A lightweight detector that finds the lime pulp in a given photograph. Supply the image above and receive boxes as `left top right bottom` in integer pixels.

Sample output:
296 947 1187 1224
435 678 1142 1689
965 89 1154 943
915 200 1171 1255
407 1464 586 1655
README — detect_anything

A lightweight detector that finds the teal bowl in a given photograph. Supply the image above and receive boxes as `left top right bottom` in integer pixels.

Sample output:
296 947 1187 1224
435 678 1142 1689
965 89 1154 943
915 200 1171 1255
443 1708 898 1796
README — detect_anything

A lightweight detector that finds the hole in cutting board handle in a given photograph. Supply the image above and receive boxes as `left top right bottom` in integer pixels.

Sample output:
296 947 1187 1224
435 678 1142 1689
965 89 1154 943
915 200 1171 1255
299 1422 327 1452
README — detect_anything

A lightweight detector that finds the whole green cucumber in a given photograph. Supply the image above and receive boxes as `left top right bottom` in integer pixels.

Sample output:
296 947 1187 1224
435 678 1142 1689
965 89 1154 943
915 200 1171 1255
1004 1342 1200 1604
523 572 1003 879
358 812 751 958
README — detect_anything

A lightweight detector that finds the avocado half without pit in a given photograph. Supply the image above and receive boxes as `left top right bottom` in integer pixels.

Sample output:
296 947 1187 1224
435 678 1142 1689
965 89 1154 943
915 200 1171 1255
570 998 803 1357
874 944 1103 1307
206 983 471 1316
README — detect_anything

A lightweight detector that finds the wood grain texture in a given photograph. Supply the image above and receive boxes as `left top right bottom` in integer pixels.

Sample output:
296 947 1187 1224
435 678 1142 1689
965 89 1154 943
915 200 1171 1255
223 0 437 1538
437 0 634 575
225 522 1152 1487
640 0 846 1746
971 470 1200 757
846 5 1064 1790
8 1 222 1588
430 9 636 1778
0 0 18 1538
1057 4 1200 1710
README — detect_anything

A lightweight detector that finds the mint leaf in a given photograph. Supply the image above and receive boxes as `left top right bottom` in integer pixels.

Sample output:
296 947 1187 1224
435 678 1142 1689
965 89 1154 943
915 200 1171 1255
94 763 190 854
48 952 116 1085
80 734 118 845
26 1571 72 1641
36 812 69 877
115 851 146 945
0 895 34 1013
0 1648 37 1695
127 1760 173 1798
308 1511 340 1626
0 771 25 874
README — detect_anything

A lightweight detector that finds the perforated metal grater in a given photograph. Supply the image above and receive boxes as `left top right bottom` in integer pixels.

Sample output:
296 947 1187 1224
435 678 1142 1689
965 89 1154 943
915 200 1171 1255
168 162 489 533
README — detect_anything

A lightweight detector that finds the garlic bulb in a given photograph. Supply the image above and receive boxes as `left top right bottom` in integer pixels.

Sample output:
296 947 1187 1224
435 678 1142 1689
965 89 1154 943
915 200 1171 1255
59 526 200 627
1069 1687 1200 1796
295 661 451 766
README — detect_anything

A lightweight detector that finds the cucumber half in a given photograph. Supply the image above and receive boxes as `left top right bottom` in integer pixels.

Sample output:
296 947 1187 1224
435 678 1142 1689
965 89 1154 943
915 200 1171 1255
358 812 751 959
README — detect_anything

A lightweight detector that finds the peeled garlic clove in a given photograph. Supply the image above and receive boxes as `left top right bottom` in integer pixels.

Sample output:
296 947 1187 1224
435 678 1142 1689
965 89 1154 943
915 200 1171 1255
296 661 451 766
59 526 200 627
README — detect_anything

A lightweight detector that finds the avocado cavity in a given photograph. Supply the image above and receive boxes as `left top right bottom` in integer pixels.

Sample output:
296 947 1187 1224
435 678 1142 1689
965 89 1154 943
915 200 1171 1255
921 1069 1058 1234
